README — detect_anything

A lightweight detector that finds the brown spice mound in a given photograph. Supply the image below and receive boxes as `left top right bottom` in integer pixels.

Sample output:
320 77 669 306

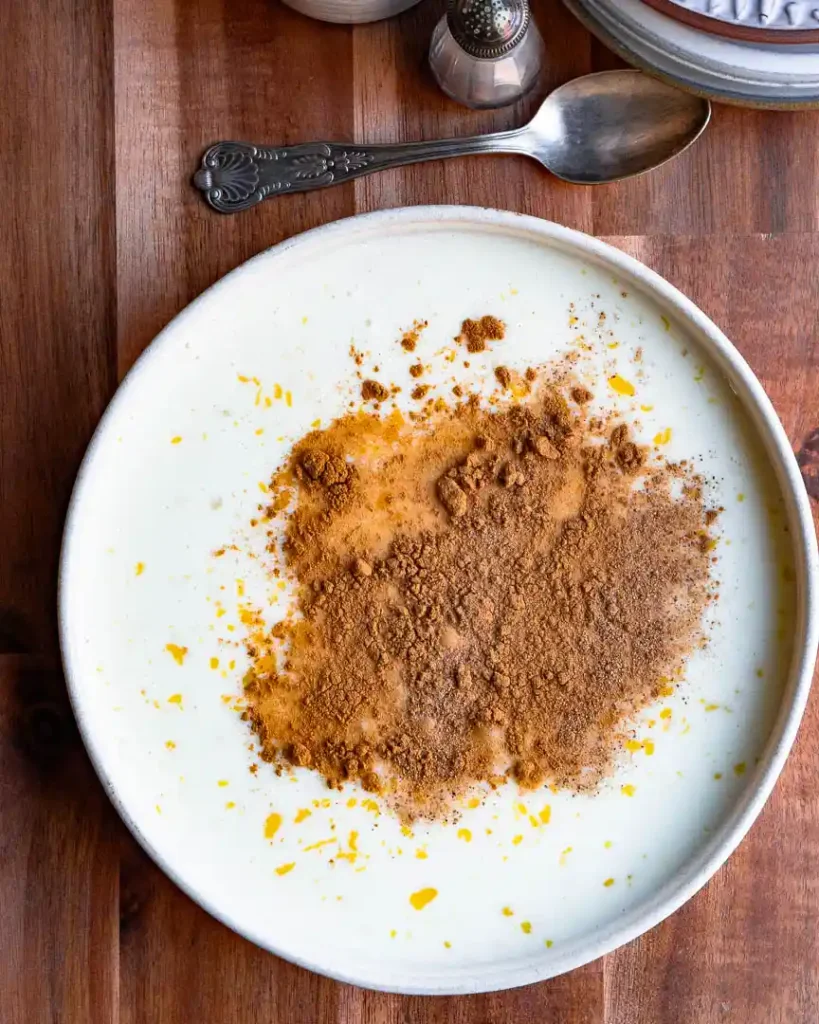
459 316 505 353
400 319 428 352
361 379 389 403
409 363 424 378
246 389 712 820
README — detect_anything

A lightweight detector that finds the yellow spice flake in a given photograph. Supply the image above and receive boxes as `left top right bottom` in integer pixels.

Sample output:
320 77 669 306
171 436 182 444
520 921 532 935
294 808 311 824
210 657 219 670
538 805 551 825
457 828 472 843
165 740 176 750
653 427 672 445
502 906 514 917
346 797 357 808
264 812 282 839
659 708 672 720
608 374 635 397
603 878 615 887
303 838 336 853
134 562 145 576
217 780 229 788
512 835 523 846
275 862 295 876
545 939 554 948
444 941 452 949
621 784 636 797
734 762 747 776
167 693 183 706
409 887 438 911
415 849 428 860
225 801 235 810
165 644 188 666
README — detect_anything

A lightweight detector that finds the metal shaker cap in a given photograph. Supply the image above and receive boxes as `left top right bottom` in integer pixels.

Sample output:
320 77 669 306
446 0 531 60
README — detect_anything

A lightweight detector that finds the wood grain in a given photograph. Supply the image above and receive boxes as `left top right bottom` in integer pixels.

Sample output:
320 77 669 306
0 1 120 1021
2 0 818 1019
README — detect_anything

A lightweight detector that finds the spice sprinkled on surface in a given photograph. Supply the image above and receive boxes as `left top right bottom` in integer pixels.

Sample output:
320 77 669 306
409 887 438 911
458 316 505 353
264 812 282 839
239 342 712 822
165 644 188 666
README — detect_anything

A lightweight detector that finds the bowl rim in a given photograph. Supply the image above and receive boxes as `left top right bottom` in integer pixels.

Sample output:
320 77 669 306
59 205 819 995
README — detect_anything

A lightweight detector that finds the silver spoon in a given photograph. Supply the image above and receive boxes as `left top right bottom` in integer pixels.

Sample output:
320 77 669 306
193 70 710 214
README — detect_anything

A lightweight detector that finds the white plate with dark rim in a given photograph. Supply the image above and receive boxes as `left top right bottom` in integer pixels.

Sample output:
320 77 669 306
60 207 818 994
565 0 819 108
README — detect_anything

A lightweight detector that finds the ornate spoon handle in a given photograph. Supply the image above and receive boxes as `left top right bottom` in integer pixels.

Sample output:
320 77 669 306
193 135 529 213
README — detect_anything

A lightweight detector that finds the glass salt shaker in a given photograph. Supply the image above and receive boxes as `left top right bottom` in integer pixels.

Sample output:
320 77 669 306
429 0 544 110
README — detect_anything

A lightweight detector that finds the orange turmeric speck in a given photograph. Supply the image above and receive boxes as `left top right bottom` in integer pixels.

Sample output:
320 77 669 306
165 645 188 666
608 374 635 397
264 812 283 839
409 888 438 911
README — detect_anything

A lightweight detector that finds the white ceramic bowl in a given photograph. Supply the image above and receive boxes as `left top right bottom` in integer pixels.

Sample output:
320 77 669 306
60 207 818 994
282 0 422 24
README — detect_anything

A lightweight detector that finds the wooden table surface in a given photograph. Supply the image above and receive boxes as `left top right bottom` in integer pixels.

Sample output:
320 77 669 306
2 0 819 1021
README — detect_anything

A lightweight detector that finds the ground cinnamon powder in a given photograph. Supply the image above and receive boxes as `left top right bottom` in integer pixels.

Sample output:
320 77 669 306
458 316 506 353
244 384 712 820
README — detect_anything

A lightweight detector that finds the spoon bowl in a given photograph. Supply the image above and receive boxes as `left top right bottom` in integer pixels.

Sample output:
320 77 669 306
194 71 711 213
530 70 711 184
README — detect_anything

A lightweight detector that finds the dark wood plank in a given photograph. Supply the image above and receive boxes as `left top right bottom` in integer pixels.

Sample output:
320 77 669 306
0 0 116 657
0 0 120 1019
0 657 120 1024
